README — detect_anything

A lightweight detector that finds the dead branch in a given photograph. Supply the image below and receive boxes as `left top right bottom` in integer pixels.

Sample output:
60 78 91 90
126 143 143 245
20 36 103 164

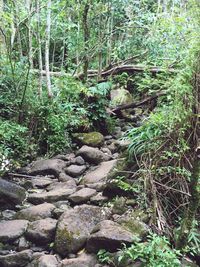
112 91 166 112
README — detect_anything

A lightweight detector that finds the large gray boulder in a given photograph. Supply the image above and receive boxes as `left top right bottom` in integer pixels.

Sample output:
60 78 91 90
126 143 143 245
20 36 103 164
25 218 57 245
0 220 28 243
0 249 33 267
55 205 110 256
31 255 59 267
86 220 133 253
77 146 110 164
0 178 26 206
15 203 55 221
60 253 97 267
28 159 67 177
82 160 117 185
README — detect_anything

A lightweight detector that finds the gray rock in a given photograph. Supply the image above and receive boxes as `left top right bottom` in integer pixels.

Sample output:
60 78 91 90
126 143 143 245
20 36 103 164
46 181 76 191
28 187 76 205
28 159 67 177
82 160 117 184
77 146 110 164
90 193 108 205
74 156 85 165
26 218 57 245
60 252 97 267
1 209 16 220
69 188 96 204
59 173 74 182
36 255 59 267
87 220 133 253
15 203 55 221
55 205 110 256
18 236 30 251
0 249 33 267
65 165 86 177
0 178 26 206
30 177 55 189
0 220 28 242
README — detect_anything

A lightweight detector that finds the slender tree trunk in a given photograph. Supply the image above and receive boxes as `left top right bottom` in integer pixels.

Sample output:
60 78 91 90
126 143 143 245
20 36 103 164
26 0 33 68
82 0 90 82
45 0 53 98
36 0 43 98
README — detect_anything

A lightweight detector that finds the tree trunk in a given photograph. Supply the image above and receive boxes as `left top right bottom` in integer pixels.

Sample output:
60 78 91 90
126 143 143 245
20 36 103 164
36 0 43 98
82 0 90 82
45 0 53 98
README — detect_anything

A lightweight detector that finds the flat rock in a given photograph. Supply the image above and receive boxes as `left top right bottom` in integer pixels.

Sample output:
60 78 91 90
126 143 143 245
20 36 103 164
69 188 96 204
0 178 26 207
26 218 57 245
77 146 110 164
73 132 104 147
65 165 86 177
28 159 67 177
82 160 117 184
0 220 29 242
55 204 110 256
86 220 133 253
28 187 76 205
0 249 33 267
60 252 97 267
30 177 55 188
46 181 76 191
15 203 55 221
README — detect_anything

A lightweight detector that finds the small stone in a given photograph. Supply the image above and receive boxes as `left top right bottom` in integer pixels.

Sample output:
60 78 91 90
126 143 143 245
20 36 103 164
31 177 55 188
26 218 57 245
90 193 108 205
74 156 85 165
15 203 55 221
0 220 29 243
18 236 30 251
59 173 74 182
1 210 16 220
65 165 86 177
69 188 97 204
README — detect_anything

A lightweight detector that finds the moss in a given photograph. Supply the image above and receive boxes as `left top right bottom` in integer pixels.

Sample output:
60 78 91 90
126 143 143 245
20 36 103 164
121 219 148 239
55 227 74 253
73 132 104 147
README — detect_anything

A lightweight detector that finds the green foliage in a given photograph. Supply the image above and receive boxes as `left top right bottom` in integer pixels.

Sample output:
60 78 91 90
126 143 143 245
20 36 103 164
113 176 140 194
119 234 181 267
97 234 181 267
0 119 29 170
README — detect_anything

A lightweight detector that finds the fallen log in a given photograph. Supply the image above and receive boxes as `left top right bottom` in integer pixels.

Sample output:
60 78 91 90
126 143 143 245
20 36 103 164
112 91 166 112
31 65 177 79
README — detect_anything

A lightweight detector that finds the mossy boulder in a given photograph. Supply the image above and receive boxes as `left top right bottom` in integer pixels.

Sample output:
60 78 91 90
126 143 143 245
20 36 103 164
54 204 110 257
73 132 104 147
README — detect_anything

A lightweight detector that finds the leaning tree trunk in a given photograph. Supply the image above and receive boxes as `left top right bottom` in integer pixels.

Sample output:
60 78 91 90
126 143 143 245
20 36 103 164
45 0 53 98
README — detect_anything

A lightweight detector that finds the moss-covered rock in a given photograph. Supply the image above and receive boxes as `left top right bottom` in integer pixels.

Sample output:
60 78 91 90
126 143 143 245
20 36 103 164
73 132 104 147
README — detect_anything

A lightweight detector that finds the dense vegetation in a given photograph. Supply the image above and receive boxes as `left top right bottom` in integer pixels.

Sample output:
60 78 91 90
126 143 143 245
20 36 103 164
0 0 200 265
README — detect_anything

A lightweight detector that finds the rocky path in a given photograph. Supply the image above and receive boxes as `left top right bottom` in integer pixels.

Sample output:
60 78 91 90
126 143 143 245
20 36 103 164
0 121 150 267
